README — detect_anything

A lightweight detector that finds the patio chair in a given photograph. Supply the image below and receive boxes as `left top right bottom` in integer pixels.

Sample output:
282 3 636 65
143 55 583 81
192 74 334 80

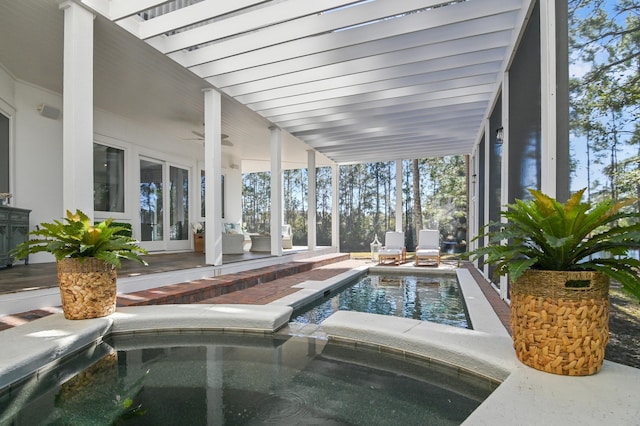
414 229 441 266
378 231 406 265
282 224 292 249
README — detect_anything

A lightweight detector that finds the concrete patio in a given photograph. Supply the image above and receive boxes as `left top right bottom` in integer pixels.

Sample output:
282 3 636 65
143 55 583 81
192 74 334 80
0 255 637 425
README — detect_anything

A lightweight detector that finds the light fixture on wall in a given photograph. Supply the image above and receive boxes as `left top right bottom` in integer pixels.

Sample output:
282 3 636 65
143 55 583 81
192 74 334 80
37 103 61 120
496 126 504 145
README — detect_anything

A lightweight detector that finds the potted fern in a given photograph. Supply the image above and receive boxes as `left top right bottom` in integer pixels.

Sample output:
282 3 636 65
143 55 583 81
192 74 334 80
469 188 640 376
11 210 147 320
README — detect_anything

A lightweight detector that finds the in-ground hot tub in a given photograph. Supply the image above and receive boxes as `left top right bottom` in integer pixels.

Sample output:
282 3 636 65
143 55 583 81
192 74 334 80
0 330 495 425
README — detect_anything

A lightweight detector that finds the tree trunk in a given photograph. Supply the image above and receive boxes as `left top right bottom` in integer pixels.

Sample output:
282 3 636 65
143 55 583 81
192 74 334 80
412 159 423 242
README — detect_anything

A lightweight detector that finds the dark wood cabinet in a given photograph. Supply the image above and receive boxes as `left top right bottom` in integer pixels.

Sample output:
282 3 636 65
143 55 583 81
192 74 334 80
0 206 31 268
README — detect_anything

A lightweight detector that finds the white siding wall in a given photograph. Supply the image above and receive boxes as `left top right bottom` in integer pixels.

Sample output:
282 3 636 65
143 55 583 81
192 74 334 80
1 69 238 263
14 82 63 261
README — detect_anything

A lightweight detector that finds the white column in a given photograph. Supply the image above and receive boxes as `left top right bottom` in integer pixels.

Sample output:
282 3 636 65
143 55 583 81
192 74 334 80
307 150 317 250
60 1 94 218
270 126 283 256
203 89 222 266
540 0 557 197
206 346 223 425
469 150 478 255
332 163 339 249
395 160 403 232
500 76 510 300
483 119 491 278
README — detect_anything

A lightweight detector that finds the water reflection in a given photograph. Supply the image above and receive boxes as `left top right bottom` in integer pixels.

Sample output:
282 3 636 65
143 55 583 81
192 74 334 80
292 274 469 328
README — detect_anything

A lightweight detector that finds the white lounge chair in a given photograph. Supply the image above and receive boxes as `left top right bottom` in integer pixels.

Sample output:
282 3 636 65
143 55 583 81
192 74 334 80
282 224 292 249
378 231 406 265
414 229 441 266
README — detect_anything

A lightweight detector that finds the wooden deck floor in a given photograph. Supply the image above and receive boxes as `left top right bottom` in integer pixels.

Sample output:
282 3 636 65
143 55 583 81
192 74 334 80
0 251 273 295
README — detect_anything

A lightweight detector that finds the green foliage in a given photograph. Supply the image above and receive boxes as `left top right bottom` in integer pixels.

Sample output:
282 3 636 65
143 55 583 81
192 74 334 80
242 156 467 253
242 172 271 234
109 222 133 237
416 157 467 243
469 188 640 301
11 210 147 269
569 0 640 201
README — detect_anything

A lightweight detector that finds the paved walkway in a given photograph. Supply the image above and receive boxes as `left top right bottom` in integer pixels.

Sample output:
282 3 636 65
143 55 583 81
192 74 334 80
198 260 363 305
0 254 355 330
0 256 511 332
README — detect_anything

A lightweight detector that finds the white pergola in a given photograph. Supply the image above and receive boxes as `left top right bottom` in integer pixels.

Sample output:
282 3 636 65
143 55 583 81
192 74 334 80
81 0 530 164
2 0 553 267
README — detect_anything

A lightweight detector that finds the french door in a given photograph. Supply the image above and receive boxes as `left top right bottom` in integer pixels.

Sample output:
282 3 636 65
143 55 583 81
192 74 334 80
139 158 190 251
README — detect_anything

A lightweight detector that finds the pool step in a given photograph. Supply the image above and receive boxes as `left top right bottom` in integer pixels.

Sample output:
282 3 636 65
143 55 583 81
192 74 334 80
0 253 351 331
116 253 351 307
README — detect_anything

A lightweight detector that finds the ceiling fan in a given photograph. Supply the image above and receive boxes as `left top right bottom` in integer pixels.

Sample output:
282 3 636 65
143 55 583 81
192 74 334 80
185 131 233 146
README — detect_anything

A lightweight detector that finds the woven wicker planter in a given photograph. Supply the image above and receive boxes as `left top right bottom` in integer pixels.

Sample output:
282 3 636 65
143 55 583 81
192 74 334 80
194 233 205 253
510 270 609 376
57 258 117 320
58 352 118 403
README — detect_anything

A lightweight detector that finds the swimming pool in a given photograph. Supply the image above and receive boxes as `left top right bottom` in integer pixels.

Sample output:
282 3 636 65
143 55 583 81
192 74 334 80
0 331 494 425
291 273 470 328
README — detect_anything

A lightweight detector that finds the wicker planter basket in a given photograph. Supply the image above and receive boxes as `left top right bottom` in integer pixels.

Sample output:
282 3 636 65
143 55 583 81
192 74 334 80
57 258 117 320
58 352 118 403
510 270 609 376
194 233 205 253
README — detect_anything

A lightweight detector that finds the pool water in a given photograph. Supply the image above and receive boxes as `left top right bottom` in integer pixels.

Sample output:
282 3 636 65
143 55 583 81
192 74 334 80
0 332 493 425
291 273 470 328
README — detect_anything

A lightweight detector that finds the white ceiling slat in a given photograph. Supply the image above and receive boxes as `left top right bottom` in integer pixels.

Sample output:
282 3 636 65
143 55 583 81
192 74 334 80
295 112 485 141
152 0 355 54
272 95 492 130
266 90 493 124
293 105 487 139
304 127 483 151
292 107 484 134
78 0 110 18
207 32 509 92
285 114 486 138
257 83 496 120
223 51 503 99
319 137 470 154
174 0 469 65
247 74 498 113
197 31 508 95
291 116 484 143
136 0 267 39
188 6 520 78
107 0 170 21
235 62 502 105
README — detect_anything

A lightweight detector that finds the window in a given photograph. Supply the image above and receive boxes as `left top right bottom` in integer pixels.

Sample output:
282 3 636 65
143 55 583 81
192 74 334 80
169 165 189 241
0 113 9 193
200 170 205 217
200 171 225 218
140 159 163 242
94 143 124 212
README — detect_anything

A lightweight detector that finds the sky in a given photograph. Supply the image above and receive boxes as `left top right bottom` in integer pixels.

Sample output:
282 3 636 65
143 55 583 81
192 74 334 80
568 0 635 197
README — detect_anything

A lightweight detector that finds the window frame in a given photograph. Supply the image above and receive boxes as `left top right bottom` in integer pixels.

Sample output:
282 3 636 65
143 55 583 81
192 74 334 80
0 99 15 197
93 142 126 214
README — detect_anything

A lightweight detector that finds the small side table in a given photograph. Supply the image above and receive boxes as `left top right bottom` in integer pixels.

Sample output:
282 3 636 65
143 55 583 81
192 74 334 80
249 235 271 252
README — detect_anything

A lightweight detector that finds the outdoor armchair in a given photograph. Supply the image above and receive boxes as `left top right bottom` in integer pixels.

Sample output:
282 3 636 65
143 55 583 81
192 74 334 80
378 231 406 265
282 224 292 249
414 229 441 266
